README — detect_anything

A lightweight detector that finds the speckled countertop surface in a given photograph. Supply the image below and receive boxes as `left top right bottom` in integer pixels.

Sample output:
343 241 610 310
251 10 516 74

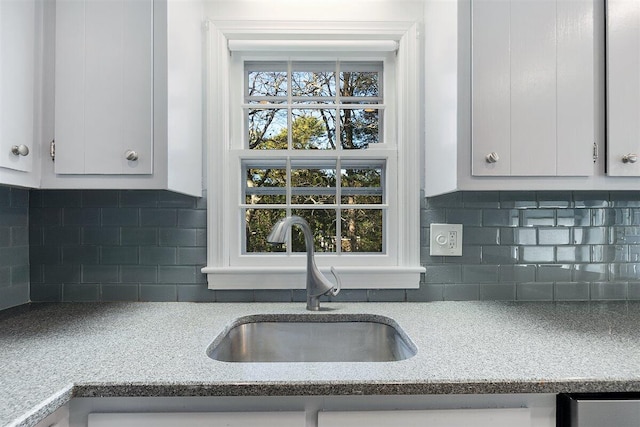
2 301 640 427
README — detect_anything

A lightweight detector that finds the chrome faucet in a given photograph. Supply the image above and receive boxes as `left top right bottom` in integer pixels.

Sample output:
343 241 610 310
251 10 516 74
267 216 341 310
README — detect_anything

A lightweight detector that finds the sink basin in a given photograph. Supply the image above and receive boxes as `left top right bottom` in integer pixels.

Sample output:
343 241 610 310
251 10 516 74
207 314 416 363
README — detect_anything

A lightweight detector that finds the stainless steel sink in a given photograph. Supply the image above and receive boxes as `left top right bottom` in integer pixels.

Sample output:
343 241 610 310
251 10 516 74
207 314 416 363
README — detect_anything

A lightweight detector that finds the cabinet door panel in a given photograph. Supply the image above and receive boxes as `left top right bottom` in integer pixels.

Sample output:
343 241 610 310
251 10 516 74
557 0 594 176
319 408 531 427
88 411 306 427
54 0 85 174
55 0 153 175
0 0 35 173
510 0 557 176
471 0 594 178
83 0 125 173
471 0 511 176
607 0 640 176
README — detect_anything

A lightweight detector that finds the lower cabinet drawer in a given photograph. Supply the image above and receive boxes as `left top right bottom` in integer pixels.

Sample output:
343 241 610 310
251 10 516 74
318 407 531 427
88 411 306 427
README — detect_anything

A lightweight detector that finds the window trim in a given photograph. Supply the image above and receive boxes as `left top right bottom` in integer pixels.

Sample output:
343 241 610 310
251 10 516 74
232 55 395 264
202 20 424 289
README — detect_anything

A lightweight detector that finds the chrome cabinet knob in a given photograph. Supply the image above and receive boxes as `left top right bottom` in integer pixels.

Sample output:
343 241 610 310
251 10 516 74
11 145 29 156
125 150 138 161
622 153 638 164
485 152 499 163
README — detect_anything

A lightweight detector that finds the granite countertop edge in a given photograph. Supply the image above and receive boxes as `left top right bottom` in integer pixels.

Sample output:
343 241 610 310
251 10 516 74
73 378 640 397
12 378 640 427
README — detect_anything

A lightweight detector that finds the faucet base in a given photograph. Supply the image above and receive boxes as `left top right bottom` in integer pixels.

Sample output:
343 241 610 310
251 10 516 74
306 298 321 311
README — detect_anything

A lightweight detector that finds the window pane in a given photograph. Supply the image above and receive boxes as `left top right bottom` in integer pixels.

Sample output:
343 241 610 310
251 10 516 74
291 208 337 253
340 69 380 98
291 164 336 205
341 166 383 205
341 209 383 253
291 109 336 150
248 109 288 149
245 167 287 204
340 108 380 149
245 209 287 253
247 64 288 97
291 71 336 98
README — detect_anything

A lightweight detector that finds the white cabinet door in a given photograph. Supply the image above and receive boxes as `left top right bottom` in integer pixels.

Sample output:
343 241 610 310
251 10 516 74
607 0 640 176
0 0 35 173
319 408 531 427
54 0 153 175
471 0 594 177
88 412 306 427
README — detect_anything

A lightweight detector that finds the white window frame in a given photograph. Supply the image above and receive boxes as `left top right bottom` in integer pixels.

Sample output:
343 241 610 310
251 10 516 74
202 20 424 289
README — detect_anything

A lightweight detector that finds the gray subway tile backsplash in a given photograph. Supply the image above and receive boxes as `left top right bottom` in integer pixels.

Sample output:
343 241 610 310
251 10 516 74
100 246 139 265
537 264 572 282
482 209 519 227
0 186 29 310
12 189 640 305
63 283 100 302
82 265 119 283
444 283 480 301
554 282 590 301
537 191 573 208
557 246 591 263
140 209 177 227
590 281 628 300
139 247 177 265
538 228 571 245
479 283 516 301
516 282 554 301
628 282 640 300
139 284 177 302
462 265 499 283
101 283 139 301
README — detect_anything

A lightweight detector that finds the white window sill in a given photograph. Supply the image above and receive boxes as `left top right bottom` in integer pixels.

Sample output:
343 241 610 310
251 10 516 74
201 266 425 290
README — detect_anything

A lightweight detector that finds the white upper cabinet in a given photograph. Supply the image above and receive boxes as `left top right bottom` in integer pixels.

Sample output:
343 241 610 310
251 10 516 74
471 0 595 177
0 0 36 175
607 0 640 176
54 0 153 175
42 0 203 196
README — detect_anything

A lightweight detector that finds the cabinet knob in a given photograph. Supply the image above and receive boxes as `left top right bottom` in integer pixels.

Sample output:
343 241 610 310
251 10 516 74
125 150 139 161
622 154 638 164
485 152 499 163
11 145 29 156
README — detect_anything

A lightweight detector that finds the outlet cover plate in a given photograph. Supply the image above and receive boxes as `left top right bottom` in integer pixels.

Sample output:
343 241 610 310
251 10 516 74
430 223 463 256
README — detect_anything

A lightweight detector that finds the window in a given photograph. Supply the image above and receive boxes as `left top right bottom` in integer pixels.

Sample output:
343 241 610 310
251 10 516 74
242 60 387 256
203 20 424 290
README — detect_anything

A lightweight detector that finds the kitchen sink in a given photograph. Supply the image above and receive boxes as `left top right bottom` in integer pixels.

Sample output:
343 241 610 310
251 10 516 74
207 314 416 363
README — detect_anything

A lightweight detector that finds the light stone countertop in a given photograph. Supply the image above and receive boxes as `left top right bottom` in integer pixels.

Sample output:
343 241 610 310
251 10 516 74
2 301 640 427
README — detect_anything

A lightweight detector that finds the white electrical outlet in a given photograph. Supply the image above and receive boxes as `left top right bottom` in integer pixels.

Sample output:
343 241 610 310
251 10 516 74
430 223 463 256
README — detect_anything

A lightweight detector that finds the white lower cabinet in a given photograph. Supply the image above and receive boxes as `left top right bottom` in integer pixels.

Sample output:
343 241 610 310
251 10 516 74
65 394 556 427
34 404 69 427
318 408 531 427
87 412 305 427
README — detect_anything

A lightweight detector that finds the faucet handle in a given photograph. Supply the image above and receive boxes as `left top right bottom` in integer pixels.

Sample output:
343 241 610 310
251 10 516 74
329 267 341 296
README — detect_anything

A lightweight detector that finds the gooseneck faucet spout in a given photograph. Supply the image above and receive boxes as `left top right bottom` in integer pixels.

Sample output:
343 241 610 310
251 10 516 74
267 216 341 311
